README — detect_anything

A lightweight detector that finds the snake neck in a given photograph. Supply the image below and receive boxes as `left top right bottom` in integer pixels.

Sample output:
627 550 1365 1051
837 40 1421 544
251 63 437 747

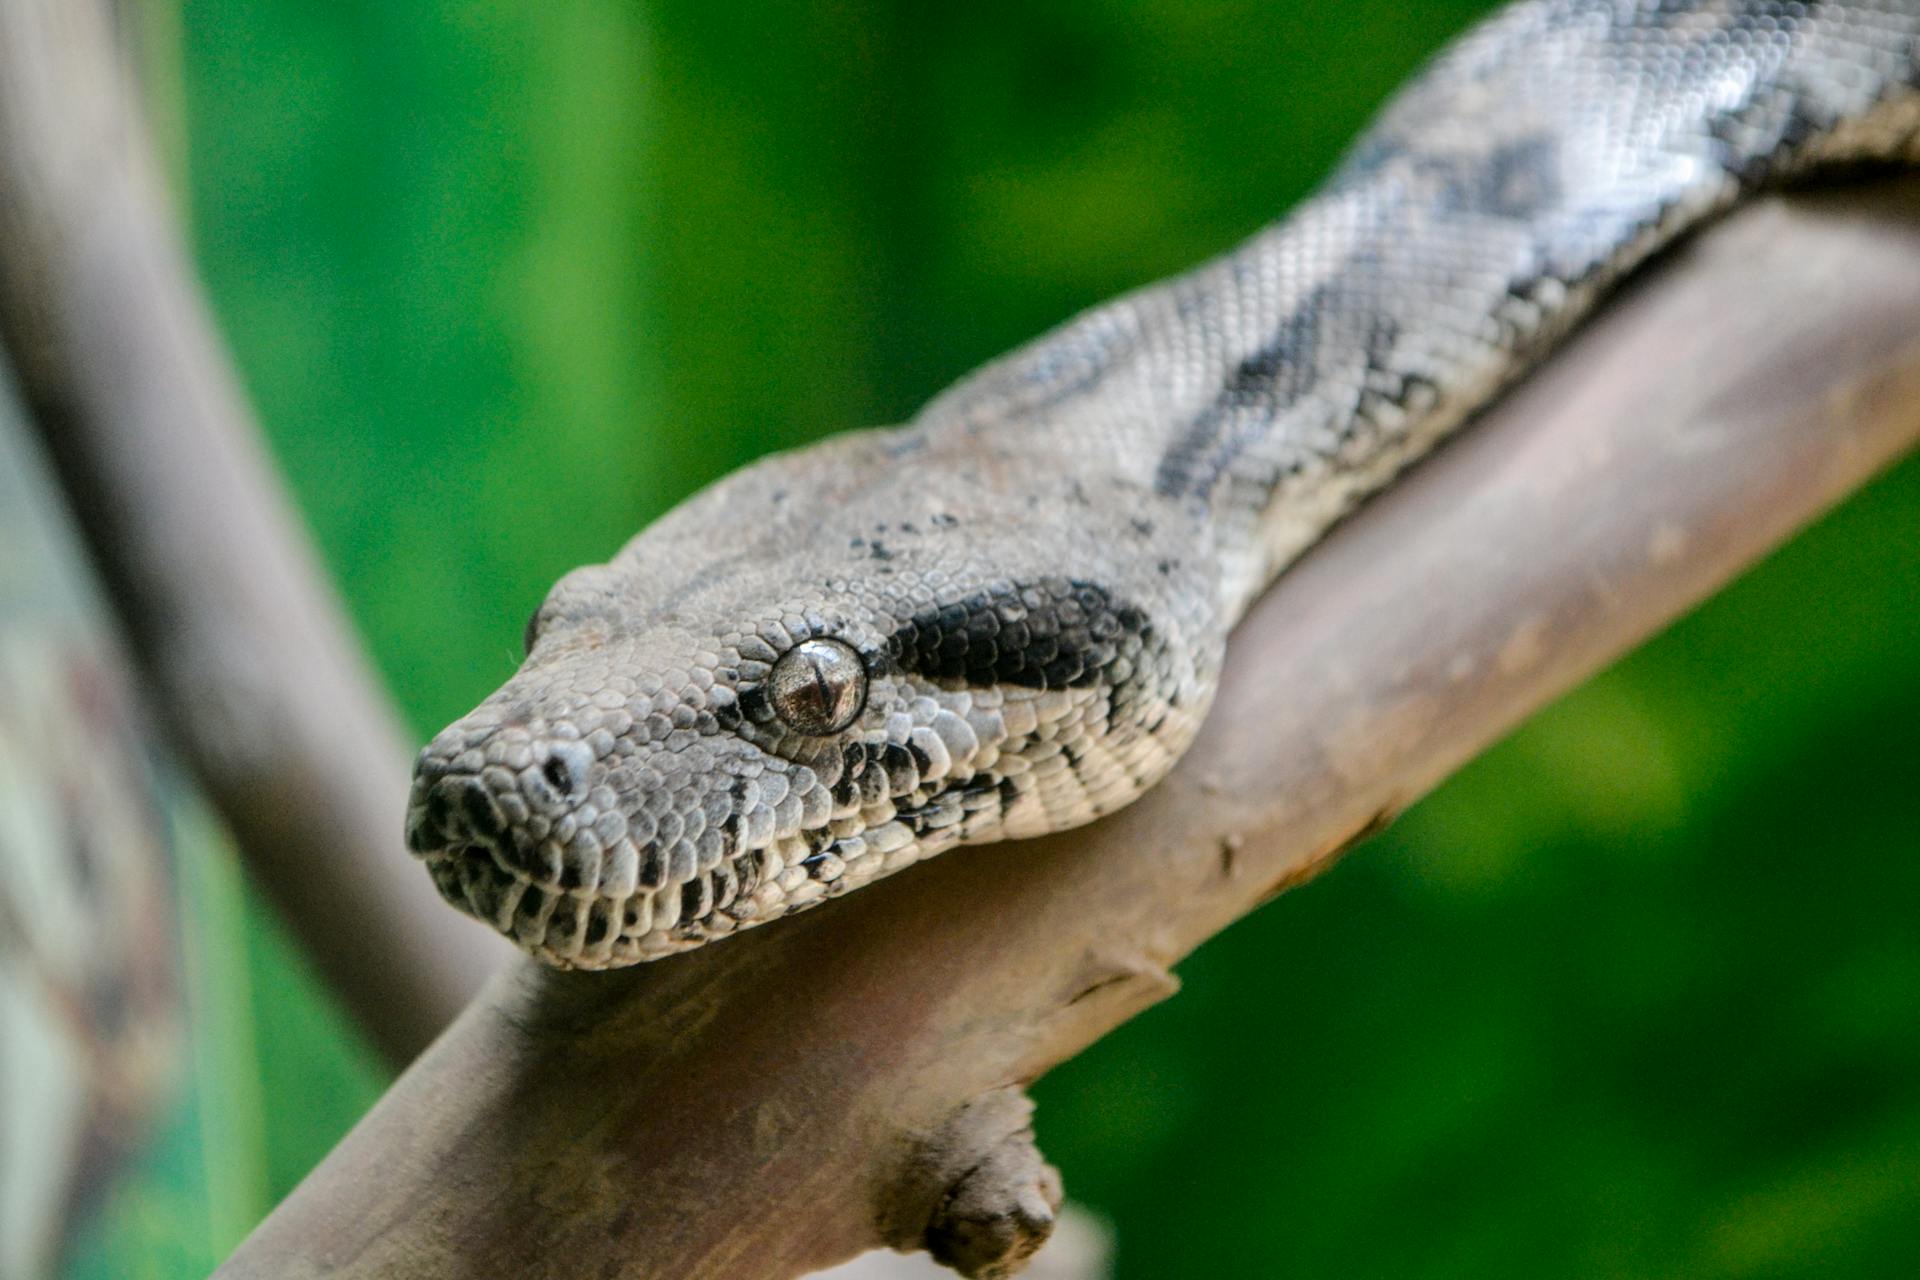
916 0 1920 624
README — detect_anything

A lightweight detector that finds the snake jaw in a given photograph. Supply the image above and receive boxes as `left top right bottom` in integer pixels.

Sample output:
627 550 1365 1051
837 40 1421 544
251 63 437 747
405 627 1186 968
403 622 1022 967
407 734 839 968
407 770 962 969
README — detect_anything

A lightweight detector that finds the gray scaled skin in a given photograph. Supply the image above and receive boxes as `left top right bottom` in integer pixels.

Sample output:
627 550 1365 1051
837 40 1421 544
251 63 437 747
409 0 1920 968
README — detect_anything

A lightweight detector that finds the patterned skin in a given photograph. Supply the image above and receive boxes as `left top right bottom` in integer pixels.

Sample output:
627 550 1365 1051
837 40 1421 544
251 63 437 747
408 0 1920 968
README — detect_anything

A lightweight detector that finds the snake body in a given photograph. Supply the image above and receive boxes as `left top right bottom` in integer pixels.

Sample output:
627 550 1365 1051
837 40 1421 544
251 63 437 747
408 0 1920 968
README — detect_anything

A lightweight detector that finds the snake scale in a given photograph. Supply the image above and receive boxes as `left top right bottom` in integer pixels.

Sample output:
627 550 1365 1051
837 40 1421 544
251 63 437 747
408 0 1920 968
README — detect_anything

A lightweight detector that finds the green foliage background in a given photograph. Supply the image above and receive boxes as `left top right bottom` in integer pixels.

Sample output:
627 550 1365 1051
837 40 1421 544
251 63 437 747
96 1 1920 1274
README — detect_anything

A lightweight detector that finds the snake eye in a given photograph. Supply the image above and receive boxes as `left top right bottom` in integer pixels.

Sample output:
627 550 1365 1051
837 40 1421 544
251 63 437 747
523 607 542 657
767 638 867 735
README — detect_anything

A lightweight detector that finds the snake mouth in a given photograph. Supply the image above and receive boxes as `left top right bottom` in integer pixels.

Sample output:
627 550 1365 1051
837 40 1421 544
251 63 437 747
413 820 949 967
402 678 1033 967
404 767 757 966
405 763 967 968
418 837 692 966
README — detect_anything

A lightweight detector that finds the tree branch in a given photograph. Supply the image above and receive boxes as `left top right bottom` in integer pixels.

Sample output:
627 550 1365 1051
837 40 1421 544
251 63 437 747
0 0 506 1062
209 177 1920 1278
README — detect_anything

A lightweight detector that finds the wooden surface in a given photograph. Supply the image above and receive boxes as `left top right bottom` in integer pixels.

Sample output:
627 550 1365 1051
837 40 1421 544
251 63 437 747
0 0 506 1063
210 177 1920 1279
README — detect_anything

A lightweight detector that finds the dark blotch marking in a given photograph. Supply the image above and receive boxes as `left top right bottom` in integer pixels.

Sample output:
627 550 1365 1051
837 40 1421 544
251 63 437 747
1156 279 1404 500
1467 135 1561 220
733 849 764 898
738 684 773 724
424 786 452 839
496 830 538 877
680 875 711 922
637 842 667 890
880 743 918 796
712 868 738 912
458 782 502 843
830 742 866 808
884 578 1152 691
1154 284 1336 498
893 774 1018 838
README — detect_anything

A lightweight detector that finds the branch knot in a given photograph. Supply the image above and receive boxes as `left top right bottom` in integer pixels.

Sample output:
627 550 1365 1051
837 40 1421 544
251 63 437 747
884 1088 1063 1278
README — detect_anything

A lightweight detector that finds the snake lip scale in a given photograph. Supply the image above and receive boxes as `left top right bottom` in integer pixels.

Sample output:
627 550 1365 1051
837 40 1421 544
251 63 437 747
407 0 1920 970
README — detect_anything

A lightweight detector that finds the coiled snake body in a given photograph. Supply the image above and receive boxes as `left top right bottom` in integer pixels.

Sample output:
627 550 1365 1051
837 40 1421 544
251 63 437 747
408 0 1920 968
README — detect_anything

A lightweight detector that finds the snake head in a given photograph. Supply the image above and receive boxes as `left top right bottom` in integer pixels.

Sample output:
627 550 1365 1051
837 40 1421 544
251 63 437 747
405 445 1208 968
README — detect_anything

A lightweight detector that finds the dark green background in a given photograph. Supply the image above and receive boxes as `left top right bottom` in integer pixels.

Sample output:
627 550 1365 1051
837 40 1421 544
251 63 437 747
100 1 1920 1274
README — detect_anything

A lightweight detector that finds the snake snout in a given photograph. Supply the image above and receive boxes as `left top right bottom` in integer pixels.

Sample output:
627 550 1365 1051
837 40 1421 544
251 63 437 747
405 768 500 856
406 727 667 965
407 736 592 861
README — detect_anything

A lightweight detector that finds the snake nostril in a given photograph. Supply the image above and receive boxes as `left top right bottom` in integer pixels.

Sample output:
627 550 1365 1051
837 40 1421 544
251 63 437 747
539 740 592 800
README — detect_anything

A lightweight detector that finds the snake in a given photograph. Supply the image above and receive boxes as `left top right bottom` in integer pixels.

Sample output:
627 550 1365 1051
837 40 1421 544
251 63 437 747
406 0 1920 969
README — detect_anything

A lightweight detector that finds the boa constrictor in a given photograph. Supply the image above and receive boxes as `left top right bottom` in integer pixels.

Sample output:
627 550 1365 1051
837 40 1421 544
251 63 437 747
408 0 1920 968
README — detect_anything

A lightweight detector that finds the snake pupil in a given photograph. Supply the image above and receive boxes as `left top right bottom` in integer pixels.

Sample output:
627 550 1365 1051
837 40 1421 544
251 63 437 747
767 637 866 735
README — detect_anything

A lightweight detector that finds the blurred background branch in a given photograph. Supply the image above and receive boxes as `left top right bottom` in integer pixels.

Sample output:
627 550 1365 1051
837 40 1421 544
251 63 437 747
0 0 504 1068
211 181 1920 1278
